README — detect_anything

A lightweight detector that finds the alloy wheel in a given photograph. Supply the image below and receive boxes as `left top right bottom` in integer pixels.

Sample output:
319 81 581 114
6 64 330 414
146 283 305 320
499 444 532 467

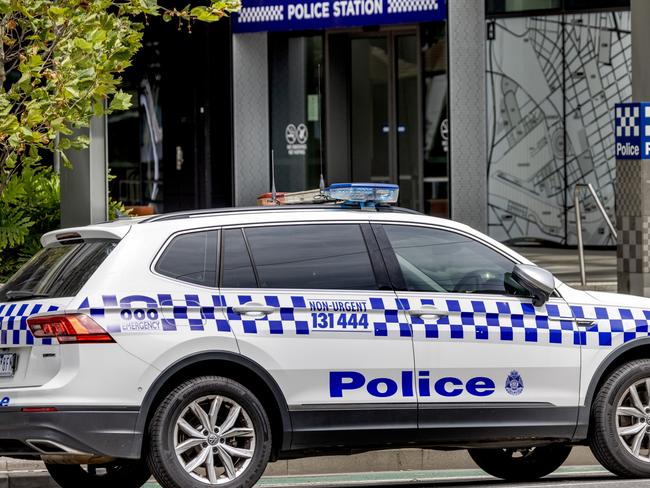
173 395 256 484
616 378 650 461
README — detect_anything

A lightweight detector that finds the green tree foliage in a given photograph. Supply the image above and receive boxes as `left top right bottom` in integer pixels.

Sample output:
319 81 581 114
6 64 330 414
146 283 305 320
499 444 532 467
0 166 131 280
0 165 59 279
0 0 239 279
0 0 240 195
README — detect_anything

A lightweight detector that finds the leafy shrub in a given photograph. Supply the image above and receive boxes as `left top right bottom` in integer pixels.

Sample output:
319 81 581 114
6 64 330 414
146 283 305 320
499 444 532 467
0 166 128 281
0 165 60 280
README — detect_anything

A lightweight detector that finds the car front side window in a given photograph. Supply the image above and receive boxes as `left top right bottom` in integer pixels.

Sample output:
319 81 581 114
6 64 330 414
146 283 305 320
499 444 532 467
383 224 527 295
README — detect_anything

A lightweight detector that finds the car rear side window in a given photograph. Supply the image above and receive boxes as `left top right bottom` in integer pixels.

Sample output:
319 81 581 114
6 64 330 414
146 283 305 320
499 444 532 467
155 230 218 287
0 241 117 301
221 229 258 288
243 224 378 290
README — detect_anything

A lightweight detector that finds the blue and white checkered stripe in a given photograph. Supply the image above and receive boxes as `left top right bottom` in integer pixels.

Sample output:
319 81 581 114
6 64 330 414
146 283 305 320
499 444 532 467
80 294 230 333
387 0 440 14
616 105 640 138
570 304 650 347
400 297 577 345
224 295 310 336
76 294 650 349
394 298 650 348
237 5 284 23
0 303 57 346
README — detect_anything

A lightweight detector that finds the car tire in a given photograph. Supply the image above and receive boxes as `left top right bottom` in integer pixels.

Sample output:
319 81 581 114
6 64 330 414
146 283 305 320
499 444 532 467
468 444 572 481
147 375 272 488
45 459 151 488
590 359 650 477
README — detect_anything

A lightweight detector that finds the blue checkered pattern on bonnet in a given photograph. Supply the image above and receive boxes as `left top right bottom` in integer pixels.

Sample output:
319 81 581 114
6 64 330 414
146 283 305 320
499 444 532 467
70 293 650 349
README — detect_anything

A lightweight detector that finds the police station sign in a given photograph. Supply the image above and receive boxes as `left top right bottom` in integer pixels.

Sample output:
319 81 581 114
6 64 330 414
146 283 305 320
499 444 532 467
615 102 650 160
233 0 446 33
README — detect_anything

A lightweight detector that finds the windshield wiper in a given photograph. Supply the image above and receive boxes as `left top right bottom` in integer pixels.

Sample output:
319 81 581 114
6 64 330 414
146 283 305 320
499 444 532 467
4 291 50 302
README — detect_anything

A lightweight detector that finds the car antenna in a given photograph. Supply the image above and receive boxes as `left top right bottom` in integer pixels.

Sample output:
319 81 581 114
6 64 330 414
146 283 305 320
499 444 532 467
318 63 325 193
271 149 278 204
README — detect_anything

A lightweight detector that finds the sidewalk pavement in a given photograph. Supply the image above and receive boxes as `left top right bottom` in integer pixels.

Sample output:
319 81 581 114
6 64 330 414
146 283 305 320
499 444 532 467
514 246 617 292
253 465 611 488
0 446 602 487
0 464 611 488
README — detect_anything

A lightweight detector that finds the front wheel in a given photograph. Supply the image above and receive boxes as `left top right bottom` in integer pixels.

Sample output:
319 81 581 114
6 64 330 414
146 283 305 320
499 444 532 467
45 459 151 488
468 445 572 481
147 376 272 488
590 359 650 477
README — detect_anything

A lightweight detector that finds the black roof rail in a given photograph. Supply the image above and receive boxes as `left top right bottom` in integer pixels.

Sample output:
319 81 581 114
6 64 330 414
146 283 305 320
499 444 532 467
140 204 422 223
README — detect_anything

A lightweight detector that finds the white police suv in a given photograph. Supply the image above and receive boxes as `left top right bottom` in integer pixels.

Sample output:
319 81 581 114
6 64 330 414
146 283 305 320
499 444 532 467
0 183 650 487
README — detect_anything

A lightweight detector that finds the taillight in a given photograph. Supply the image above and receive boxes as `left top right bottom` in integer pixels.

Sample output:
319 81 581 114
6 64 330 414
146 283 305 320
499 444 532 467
27 314 114 344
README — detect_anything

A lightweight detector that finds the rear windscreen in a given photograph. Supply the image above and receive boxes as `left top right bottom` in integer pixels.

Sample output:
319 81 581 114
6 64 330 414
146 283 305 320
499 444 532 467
0 241 117 302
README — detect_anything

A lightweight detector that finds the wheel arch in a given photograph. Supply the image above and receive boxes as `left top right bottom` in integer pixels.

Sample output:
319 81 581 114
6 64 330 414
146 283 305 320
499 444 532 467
136 351 293 458
577 338 650 438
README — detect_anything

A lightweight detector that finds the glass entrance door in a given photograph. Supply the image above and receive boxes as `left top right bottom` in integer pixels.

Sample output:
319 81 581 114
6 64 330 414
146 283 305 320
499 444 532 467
349 31 421 210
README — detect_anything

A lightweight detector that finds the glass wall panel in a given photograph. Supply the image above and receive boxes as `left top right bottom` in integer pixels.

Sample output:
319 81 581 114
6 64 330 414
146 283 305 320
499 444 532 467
421 22 448 217
396 35 420 211
563 11 630 245
350 37 390 183
108 38 163 208
487 0 630 15
487 16 565 244
486 11 631 246
487 0 560 14
270 35 324 193
565 0 629 10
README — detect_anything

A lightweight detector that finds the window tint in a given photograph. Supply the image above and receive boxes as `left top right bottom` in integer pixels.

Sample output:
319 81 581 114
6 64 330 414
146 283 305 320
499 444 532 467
244 224 377 290
155 231 218 287
383 225 524 295
221 229 257 288
0 241 116 301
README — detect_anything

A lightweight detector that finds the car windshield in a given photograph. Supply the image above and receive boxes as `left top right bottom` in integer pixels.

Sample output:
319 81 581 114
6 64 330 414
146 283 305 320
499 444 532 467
0 241 117 302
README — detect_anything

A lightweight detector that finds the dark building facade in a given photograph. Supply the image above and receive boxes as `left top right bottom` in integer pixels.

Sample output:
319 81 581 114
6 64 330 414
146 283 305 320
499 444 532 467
106 0 631 246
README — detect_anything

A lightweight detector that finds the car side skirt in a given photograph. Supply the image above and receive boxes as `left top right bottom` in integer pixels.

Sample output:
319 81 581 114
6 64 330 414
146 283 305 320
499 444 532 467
286 403 582 454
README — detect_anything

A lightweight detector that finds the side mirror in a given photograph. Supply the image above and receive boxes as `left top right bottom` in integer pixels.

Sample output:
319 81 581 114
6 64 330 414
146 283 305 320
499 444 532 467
512 264 555 307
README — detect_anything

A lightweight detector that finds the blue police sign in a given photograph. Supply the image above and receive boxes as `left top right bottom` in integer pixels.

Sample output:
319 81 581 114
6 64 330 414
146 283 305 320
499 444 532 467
232 0 446 33
615 102 650 160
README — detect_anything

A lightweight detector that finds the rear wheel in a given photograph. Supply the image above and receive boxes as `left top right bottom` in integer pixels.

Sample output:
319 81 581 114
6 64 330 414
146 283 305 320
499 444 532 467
468 445 572 481
45 459 151 488
147 376 271 488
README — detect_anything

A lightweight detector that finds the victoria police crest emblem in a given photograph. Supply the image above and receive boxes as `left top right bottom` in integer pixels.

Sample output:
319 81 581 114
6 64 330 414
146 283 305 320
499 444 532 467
505 370 524 396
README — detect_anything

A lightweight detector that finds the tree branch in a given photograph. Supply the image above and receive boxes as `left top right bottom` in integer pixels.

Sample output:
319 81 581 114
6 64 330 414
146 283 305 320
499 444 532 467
0 15 7 87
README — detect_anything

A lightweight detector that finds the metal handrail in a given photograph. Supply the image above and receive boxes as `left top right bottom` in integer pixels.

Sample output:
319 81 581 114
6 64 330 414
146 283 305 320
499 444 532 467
574 183 617 286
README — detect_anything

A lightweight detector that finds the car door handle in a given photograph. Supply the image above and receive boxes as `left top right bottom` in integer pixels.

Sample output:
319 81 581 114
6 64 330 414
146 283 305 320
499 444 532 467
231 304 276 316
576 320 596 328
407 307 446 320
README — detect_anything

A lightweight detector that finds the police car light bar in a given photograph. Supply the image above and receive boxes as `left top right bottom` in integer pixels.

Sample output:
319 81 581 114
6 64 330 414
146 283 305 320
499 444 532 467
323 183 399 206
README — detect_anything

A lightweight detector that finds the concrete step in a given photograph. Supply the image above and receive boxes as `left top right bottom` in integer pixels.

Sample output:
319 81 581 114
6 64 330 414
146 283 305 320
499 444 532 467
262 446 598 476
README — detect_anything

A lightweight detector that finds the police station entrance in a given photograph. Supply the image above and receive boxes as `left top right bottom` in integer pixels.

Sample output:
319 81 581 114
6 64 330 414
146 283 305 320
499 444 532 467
326 24 448 216
246 1 448 214
348 30 419 211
